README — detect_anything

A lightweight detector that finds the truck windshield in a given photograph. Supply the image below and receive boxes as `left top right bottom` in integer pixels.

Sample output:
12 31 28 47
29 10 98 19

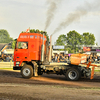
17 42 28 49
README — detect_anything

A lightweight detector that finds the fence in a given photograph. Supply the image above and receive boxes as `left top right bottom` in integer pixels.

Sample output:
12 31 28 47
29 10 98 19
0 62 14 68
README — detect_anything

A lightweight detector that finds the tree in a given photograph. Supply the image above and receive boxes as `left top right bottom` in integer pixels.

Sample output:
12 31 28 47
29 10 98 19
55 34 67 45
30 29 36 33
55 30 96 53
11 39 17 49
82 32 95 45
0 29 13 43
55 30 81 53
66 30 81 53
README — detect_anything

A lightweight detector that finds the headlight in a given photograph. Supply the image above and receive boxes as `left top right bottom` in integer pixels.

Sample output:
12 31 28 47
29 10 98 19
16 62 20 66
16 62 20 64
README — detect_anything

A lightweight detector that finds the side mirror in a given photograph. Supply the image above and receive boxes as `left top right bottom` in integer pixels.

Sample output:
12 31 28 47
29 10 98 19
16 48 18 51
15 42 18 51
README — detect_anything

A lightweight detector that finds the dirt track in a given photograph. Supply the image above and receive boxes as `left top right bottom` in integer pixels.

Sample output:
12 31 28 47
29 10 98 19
0 69 100 100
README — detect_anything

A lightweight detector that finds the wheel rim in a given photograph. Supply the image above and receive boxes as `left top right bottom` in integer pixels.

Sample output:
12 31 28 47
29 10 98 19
68 71 77 80
23 68 31 76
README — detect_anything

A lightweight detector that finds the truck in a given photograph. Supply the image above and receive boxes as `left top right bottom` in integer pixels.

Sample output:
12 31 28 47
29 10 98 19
13 32 96 81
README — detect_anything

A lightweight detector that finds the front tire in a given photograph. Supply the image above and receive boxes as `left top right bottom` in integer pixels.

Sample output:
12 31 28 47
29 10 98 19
21 64 33 79
65 68 81 81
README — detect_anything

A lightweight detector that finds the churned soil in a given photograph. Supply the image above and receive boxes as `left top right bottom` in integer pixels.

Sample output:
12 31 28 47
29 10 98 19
0 69 100 100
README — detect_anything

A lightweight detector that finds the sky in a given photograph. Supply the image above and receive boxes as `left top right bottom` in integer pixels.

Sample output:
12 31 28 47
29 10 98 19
0 0 100 45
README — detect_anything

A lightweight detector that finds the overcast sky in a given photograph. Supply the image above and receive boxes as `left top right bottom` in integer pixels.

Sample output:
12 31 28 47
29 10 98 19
0 0 100 45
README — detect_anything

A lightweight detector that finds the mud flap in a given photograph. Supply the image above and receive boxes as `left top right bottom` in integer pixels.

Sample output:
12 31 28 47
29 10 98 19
32 61 38 76
90 66 95 79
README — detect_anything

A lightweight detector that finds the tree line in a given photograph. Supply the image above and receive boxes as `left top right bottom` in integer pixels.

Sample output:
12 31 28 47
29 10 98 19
0 29 13 43
0 29 96 52
55 30 96 53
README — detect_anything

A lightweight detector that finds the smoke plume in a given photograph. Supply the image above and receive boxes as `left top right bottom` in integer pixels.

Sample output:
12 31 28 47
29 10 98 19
44 0 62 31
52 9 87 35
52 0 100 35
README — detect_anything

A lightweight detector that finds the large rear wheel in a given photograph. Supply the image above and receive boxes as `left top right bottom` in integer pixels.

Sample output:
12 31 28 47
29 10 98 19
21 64 33 79
65 68 81 81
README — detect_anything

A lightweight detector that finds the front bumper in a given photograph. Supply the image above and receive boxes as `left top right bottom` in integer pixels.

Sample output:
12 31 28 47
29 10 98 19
13 66 22 70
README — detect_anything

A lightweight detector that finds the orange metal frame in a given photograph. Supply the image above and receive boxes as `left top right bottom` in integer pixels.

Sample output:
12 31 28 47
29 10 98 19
82 62 98 79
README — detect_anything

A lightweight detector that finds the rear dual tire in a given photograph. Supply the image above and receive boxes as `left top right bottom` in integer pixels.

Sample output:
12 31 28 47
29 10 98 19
65 68 81 81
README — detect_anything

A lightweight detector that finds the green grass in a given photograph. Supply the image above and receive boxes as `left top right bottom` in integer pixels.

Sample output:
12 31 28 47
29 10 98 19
94 70 100 72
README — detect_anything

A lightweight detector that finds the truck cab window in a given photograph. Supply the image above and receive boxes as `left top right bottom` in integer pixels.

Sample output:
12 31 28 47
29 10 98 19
18 42 28 49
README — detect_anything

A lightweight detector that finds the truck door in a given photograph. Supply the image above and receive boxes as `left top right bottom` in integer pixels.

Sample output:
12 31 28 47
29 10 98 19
15 42 29 61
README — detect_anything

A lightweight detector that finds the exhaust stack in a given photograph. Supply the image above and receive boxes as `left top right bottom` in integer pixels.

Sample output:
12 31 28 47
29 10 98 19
41 32 45 62
49 35 52 62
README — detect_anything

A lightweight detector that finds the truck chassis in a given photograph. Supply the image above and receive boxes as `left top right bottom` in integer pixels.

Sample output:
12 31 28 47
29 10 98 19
14 62 91 81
